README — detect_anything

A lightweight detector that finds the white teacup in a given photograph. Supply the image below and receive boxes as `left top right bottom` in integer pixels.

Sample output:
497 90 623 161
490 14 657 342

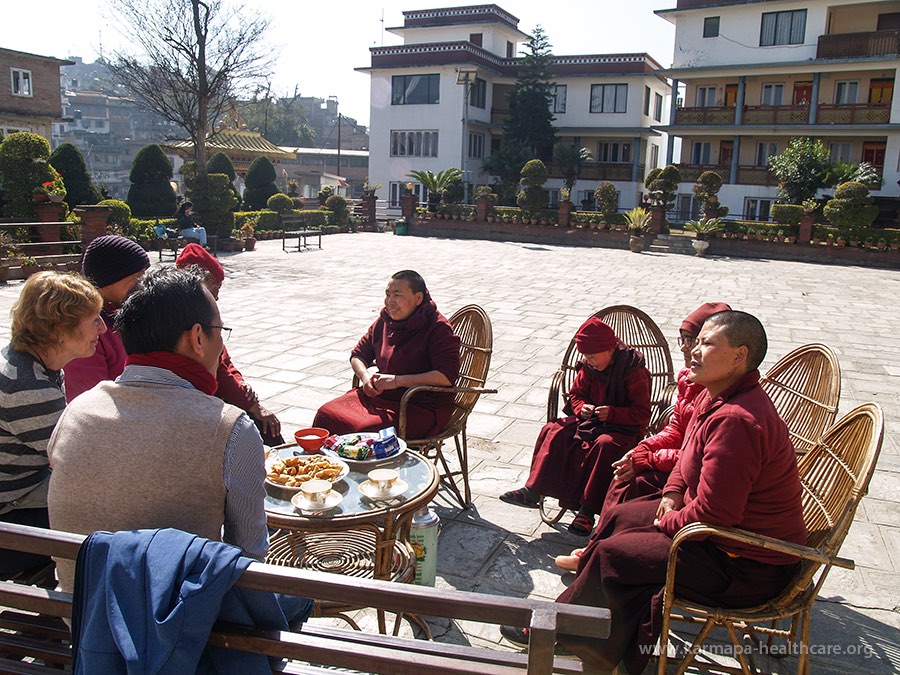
300 479 332 506
368 468 399 494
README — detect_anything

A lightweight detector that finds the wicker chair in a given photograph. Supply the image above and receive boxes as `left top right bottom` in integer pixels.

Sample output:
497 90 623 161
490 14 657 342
393 304 496 508
541 305 676 524
760 343 841 455
657 402 884 675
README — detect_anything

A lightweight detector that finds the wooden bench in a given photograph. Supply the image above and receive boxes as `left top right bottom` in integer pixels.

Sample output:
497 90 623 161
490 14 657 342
0 522 609 674
281 215 322 252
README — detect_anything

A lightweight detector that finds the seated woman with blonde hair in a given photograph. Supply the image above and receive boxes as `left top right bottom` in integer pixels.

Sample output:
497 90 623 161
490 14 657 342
0 272 105 576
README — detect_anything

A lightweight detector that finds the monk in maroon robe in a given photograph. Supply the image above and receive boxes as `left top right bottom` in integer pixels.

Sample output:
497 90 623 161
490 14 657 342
500 317 651 536
314 270 461 440
537 311 806 674
555 302 731 571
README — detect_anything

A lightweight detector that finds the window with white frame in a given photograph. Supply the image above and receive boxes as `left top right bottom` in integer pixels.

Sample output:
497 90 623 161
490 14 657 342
703 16 720 38
590 84 627 113
551 85 567 113
654 92 663 122
695 86 716 107
580 190 598 208
0 125 29 140
649 143 660 169
391 74 440 105
761 83 784 106
468 131 484 159
834 81 859 105
745 197 773 221
389 182 427 207
469 77 486 109
548 188 560 207
829 142 853 164
760 9 806 46
644 86 651 116
596 140 631 163
676 194 701 221
390 130 439 157
692 142 711 165
11 68 32 97
755 141 778 166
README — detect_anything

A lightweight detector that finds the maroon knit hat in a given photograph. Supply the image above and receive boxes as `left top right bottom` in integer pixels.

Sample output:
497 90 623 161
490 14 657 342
176 243 224 284
575 317 618 354
82 235 150 289
680 302 732 336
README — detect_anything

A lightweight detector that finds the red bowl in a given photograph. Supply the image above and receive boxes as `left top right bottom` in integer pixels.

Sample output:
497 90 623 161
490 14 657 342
294 427 329 453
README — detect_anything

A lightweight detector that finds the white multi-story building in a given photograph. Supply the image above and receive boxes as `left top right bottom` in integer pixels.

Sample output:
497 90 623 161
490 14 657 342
359 4 670 208
655 0 900 221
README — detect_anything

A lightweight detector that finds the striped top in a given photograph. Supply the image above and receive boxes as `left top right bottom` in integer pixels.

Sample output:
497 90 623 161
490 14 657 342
0 345 66 506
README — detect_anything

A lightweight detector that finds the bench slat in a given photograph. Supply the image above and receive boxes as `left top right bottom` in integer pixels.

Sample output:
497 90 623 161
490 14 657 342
0 656 64 674
0 634 71 666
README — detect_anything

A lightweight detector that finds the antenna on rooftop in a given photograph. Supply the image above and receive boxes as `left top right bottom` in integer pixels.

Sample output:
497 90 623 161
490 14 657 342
380 8 385 47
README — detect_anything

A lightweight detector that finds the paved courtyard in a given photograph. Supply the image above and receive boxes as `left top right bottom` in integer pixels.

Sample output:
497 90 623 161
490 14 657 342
2 233 897 672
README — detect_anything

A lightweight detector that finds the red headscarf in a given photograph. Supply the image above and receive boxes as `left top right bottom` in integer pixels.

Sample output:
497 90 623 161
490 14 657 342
176 243 224 285
681 302 732 336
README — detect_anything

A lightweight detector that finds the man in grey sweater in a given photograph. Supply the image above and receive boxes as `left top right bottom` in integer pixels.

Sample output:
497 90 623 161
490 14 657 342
48 267 268 593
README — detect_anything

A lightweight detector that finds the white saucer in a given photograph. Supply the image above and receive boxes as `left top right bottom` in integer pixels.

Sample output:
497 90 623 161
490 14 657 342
291 490 343 513
358 478 409 501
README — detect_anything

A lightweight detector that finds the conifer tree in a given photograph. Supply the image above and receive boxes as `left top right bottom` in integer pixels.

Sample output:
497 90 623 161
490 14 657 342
49 143 101 209
127 144 177 218
503 26 557 161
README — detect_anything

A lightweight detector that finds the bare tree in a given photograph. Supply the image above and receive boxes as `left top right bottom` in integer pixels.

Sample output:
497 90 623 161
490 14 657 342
106 0 273 184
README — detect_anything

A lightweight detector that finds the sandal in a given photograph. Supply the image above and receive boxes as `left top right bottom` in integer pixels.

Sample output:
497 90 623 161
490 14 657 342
567 512 594 536
500 624 529 646
499 488 540 509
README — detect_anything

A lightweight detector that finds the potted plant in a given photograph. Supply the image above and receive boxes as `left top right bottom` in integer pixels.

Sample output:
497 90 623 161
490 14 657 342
20 256 40 278
393 217 409 236
685 217 725 256
623 207 652 253
241 222 257 251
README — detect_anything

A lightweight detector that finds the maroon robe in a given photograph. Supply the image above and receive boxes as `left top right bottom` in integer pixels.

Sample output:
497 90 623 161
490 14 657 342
526 346 651 513
556 371 806 674
314 295 461 439
215 347 284 446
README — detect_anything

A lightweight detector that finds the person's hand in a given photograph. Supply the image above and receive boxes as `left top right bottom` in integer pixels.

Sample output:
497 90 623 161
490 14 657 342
612 450 634 482
595 405 610 421
240 381 259 408
360 367 380 396
249 403 281 440
578 403 596 420
371 373 398 393
654 492 685 527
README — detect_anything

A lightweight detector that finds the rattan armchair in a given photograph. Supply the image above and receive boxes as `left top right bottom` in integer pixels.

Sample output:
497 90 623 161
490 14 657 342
657 402 884 675
760 343 841 455
394 304 496 508
541 305 676 524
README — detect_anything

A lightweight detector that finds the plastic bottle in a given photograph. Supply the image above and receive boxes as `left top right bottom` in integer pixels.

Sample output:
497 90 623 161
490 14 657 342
409 506 440 586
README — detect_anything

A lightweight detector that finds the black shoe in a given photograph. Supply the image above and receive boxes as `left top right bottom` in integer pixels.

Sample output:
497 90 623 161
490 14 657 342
500 624 529 646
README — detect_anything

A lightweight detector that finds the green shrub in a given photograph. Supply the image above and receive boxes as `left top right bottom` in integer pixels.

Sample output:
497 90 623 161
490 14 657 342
50 143 101 209
771 204 804 226
97 199 132 231
291 197 305 210
235 210 282 231
645 164 681 211
520 159 549 186
0 132 56 217
128 145 177 218
594 182 618 221
823 181 879 230
324 194 349 226
289 210 329 229
243 157 278 210
267 193 294 213
189 173 238 238
207 152 236 180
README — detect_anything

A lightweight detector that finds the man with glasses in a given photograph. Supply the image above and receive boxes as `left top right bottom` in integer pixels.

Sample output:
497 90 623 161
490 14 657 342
48 267 269 594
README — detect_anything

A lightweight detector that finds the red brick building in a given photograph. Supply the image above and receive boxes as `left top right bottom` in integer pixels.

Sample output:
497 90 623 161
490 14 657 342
0 48 72 141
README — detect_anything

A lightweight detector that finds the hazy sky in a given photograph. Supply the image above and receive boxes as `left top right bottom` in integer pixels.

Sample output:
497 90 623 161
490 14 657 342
5 1 676 127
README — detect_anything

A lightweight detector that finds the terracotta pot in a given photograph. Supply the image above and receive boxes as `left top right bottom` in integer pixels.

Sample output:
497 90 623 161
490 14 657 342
692 239 710 257
628 235 645 253
32 193 49 203
243 237 257 251
22 265 40 278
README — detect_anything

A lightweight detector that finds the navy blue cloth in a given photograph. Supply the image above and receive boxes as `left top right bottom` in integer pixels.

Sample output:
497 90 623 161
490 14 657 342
71 528 312 674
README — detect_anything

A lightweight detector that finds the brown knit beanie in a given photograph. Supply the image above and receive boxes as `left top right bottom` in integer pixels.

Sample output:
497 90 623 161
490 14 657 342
82 235 151 289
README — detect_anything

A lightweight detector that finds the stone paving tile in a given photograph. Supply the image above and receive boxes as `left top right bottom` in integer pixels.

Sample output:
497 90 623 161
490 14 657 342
4 234 900 672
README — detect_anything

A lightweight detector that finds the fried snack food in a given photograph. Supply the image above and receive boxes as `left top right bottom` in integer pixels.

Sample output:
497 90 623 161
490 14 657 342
267 454 344 487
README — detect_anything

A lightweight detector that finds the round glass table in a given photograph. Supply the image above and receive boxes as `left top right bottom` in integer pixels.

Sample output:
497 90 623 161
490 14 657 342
263 445 439 634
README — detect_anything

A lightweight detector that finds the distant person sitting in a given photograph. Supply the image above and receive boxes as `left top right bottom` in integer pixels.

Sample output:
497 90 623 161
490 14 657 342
176 201 208 247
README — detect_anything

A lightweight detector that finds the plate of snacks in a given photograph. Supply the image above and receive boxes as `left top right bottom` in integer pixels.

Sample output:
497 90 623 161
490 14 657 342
320 426 406 467
265 452 349 491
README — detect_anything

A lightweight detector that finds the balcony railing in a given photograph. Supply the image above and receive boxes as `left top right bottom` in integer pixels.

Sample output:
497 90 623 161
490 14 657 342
744 105 809 125
673 107 735 126
816 103 890 124
817 30 900 59
736 166 776 186
676 164 775 186
549 162 641 182
674 102 890 126
675 165 729 183
491 109 510 125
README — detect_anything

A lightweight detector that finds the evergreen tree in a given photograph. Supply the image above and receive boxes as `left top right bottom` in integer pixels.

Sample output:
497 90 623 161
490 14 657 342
0 132 56 218
243 156 278 210
49 143 101 209
127 144 177 218
207 152 240 212
503 26 557 161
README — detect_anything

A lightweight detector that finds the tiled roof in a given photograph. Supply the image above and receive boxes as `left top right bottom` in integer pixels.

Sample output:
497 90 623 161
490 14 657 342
168 129 293 158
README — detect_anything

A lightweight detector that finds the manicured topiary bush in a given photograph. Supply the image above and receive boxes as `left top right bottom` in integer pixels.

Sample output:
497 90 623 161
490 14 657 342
267 193 294 213
127 144 177 218
97 199 132 231
324 194 349 226
50 142 101 209
207 152 240 211
771 204 804 226
823 181 879 230
516 159 549 211
189 173 238 238
243 157 278 210
594 181 618 222
0 132 57 217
